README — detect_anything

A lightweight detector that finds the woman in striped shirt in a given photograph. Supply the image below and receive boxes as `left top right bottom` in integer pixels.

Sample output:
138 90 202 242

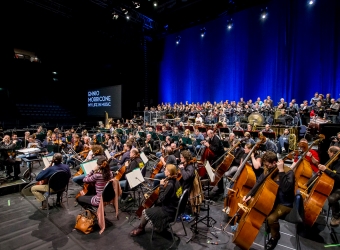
76 156 113 208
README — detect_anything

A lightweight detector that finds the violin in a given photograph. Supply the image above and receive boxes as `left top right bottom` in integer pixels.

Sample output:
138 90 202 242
73 141 79 151
113 149 126 159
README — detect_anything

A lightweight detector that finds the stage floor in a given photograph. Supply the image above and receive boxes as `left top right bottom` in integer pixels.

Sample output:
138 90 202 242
0 161 339 250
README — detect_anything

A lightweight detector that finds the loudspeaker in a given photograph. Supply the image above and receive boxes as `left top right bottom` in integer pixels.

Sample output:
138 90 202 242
317 123 340 164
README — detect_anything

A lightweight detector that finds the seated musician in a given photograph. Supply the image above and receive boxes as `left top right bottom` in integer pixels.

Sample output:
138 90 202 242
72 144 105 187
328 98 339 124
223 140 245 212
318 146 340 227
103 133 113 150
232 121 244 131
32 153 71 209
141 133 155 156
110 135 124 157
293 138 319 175
109 142 132 171
330 132 340 147
259 133 278 154
243 151 295 250
276 128 290 154
178 150 196 193
76 156 113 210
191 129 204 155
153 146 177 187
243 132 255 146
130 164 180 236
276 109 293 126
203 129 226 194
224 132 235 149
65 134 84 167
119 148 145 202
261 124 274 133
0 134 20 180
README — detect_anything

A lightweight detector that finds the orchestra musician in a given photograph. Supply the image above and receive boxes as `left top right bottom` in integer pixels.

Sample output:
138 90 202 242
318 146 340 227
310 92 320 106
72 144 105 187
276 128 290 154
232 121 244 131
130 164 180 237
152 146 177 187
276 109 293 126
119 148 145 202
0 134 20 180
243 151 295 250
311 100 326 119
292 138 319 176
141 133 154 156
31 153 71 209
203 129 225 195
65 134 84 168
76 156 113 209
109 142 132 171
330 132 340 147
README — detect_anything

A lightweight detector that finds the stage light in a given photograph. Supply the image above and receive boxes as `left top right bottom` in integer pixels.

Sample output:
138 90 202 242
309 0 314 5
227 19 233 30
112 12 119 20
132 1 140 8
200 27 206 37
176 36 181 45
121 7 128 15
261 7 268 19
126 15 130 20
153 1 158 7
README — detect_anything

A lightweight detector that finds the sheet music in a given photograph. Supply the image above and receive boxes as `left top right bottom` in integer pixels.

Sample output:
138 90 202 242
80 160 97 175
42 156 53 168
140 152 148 164
126 169 144 189
104 149 111 160
17 148 41 154
205 161 215 182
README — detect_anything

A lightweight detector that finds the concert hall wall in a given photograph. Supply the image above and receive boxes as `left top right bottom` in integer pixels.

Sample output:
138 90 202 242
159 0 340 105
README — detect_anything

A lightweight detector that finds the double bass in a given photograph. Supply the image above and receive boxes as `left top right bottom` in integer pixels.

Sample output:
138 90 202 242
232 153 293 250
210 140 242 186
293 134 325 192
224 136 265 219
302 148 339 227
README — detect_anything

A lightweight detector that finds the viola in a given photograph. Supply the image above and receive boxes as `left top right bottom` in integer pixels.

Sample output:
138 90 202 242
114 150 126 159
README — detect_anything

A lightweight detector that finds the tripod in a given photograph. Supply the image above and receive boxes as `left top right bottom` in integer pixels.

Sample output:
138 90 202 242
186 179 218 243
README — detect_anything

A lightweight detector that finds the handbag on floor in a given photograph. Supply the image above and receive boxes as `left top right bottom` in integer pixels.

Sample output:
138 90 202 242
74 210 97 234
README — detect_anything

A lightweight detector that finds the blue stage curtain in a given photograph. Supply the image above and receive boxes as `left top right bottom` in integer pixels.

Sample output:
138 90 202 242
159 0 340 105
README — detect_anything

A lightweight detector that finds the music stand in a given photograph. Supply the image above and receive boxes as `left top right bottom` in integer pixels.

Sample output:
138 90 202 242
262 132 276 141
274 118 286 126
189 118 196 124
171 136 179 142
233 130 244 138
219 127 230 134
197 126 207 133
250 131 259 139
184 125 194 132
125 169 146 222
138 132 146 138
187 161 217 243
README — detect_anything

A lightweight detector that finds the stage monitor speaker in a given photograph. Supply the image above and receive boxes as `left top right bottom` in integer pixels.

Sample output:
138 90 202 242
317 123 340 164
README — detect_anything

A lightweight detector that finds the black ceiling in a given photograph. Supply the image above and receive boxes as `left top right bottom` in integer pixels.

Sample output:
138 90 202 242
13 0 270 40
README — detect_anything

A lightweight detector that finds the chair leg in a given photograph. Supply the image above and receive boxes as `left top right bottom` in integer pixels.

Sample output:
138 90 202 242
151 226 154 241
167 226 176 250
295 223 301 250
181 217 187 236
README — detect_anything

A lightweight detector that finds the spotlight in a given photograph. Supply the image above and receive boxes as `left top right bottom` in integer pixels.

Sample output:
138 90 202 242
112 12 119 20
132 1 140 8
227 19 233 30
121 7 128 15
308 0 314 5
176 36 181 45
153 1 158 7
200 27 206 37
261 7 268 19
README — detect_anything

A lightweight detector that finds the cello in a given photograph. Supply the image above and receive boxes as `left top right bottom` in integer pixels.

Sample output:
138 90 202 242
293 134 324 192
301 148 340 227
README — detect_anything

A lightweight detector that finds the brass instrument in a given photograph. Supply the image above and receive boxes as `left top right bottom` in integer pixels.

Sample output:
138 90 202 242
105 111 113 129
288 133 297 151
